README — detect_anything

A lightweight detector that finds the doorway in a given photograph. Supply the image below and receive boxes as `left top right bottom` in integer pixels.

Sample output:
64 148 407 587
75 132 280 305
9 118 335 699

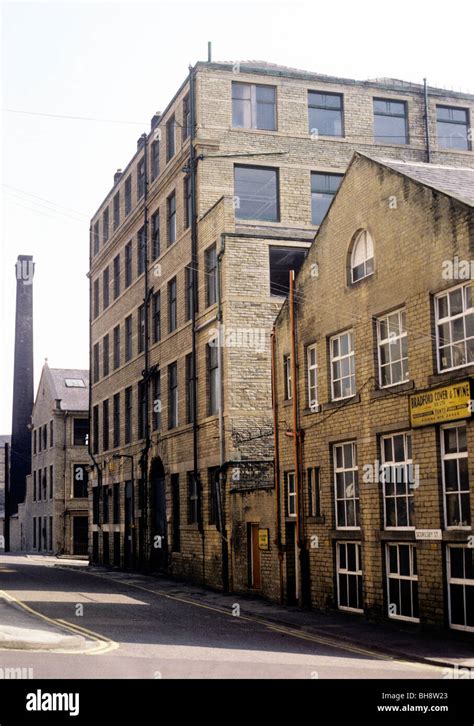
150 458 168 571
72 516 88 556
248 523 261 590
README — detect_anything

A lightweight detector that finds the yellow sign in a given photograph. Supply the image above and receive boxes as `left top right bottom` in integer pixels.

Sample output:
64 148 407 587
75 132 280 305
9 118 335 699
409 380 472 428
258 528 269 550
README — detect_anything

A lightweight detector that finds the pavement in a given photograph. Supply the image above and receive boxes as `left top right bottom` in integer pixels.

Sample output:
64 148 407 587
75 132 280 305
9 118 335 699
0 553 472 678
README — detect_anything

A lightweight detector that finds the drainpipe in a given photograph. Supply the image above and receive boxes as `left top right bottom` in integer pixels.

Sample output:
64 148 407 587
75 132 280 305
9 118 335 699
63 411 68 555
188 65 205 584
88 226 102 561
141 131 150 571
271 328 284 604
424 78 432 164
217 233 229 591
289 270 303 604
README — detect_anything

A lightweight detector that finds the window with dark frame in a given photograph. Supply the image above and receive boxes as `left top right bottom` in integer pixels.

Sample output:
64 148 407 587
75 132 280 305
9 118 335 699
103 333 109 377
103 207 109 243
373 98 408 145
124 175 132 215
205 245 217 307
49 465 53 499
168 362 178 429
93 221 99 255
113 254 120 299
152 290 161 343
182 95 191 140
102 267 109 310
151 140 160 180
151 210 160 259
138 304 145 353
73 464 88 498
185 353 194 424
234 165 279 221
283 354 292 400
93 278 99 319
73 418 89 446
125 314 132 361
113 191 120 230
137 158 145 198
171 473 181 552
207 342 219 415
125 386 132 444
113 392 120 448
184 175 192 229
308 467 321 518
138 380 146 440
437 105 471 151
308 91 343 137
269 246 307 296
166 115 176 161
311 172 343 225
152 370 161 430
137 227 145 276
167 192 176 245
208 467 220 525
102 399 109 452
33 472 37 501
113 325 120 369
93 342 100 383
113 482 120 524
187 471 201 525
232 82 276 130
168 277 177 332
185 265 193 321
50 419 53 447
125 241 132 287
92 405 99 454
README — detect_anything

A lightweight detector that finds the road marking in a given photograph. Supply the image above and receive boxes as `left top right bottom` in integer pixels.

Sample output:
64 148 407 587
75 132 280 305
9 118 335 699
0 589 118 655
59 568 442 673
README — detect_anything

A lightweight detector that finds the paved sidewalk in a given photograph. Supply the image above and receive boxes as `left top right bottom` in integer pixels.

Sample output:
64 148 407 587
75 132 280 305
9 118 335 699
0 592 88 651
69 563 474 671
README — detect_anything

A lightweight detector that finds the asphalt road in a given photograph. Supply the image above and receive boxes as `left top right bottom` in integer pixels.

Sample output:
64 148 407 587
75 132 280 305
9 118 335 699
0 554 443 679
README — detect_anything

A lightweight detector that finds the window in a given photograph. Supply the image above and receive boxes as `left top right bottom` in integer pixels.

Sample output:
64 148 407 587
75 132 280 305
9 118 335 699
102 268 110 309
113 393 120 448
166 115 176 161
92 487 99 525
50 465 54 499
93 342 100 383
124 175 132 215
151 140 160 181
125 386 132 444
171 473 181 551
152 371 161 430
93 221 99 256
93 279 99 319
167 192 176 245
138 304 145 353
232 82 276 131
182 94 191 139
435 283 474 372
151 210 160 260
441 424 470 528
125 315 132 361
337 542 363 612
92 405 99 454
307 345 318 411
184 175 192 229
138 381 146 439
113 325 120 369
73 418 89 446
113 482 120 524
437 106 470 151
351 229 374 283
33 471 37 501
38 427 41 452
33 517 36 548
377 309 408 387
205 245 217 307
311 172 343 226
50 420 53 447
102 399 109 452
373 99 408 144
103 486 110 524
103 334 109 377
137 227 145 276
308 91 343 137
113 254 120 299
137 158 145 199
103 208 109 243
37 470 42 500
125 241 132 287
334 441 359 529
185 353 194 424
381 432 414 529
168 362 178 429
269 246 307 296
386 543 419 621
49 516 53 550
168 277 177 332
188 472 201 525
283 354 292 401
113 191 120 230
234 165 279 221
152 291 161 343
33 430 36 455
208 467 220 526
308 467 321 518
43 425 47 450
73 465 88 498
286 471 296 517
64 378 85 388
330 330 355 400
185 265 193 321
447 546 474 631
207 342 219 415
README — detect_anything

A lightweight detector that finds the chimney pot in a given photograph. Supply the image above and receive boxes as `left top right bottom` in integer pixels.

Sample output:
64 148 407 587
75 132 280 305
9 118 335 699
113 169 122 185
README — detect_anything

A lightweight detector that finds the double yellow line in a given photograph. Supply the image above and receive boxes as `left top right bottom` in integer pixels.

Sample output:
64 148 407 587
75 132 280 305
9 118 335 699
0 589 118 655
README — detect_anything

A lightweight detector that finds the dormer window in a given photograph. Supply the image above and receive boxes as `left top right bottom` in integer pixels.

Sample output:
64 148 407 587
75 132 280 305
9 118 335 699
351 230 374 283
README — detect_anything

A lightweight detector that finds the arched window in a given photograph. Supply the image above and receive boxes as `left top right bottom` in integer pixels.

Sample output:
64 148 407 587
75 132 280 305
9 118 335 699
351 230 374 283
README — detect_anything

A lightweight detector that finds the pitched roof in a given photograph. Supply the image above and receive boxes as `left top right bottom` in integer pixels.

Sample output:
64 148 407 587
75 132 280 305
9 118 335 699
48 368 89 411
367 157 474 207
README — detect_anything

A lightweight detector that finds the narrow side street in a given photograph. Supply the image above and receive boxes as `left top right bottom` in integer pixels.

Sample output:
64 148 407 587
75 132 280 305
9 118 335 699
0 554 459 679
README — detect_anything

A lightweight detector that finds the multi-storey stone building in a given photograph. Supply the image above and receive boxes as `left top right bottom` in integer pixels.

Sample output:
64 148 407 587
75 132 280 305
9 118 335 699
89 60 474 599
0 435 11 546
273 152 474 631
18 362 90 555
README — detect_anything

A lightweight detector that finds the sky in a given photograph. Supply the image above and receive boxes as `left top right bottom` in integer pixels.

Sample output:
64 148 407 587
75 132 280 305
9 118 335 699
1 0 474 432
